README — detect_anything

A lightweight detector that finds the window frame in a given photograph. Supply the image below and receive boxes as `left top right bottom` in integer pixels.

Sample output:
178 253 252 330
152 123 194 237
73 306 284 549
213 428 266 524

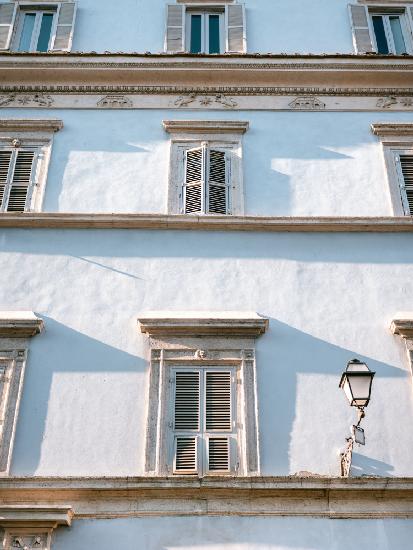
13 6 57 52
185 8 225 54
163 120 249 216
369 10 412 54
0 119 63 213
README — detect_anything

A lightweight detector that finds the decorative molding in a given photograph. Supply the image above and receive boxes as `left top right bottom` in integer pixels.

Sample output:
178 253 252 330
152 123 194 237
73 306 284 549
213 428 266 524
138 312 268 337
1 477 413 519
0 94 54 108
174 94 238 109
390 316 413 339
163 120 249 134
0 506 73 528
372 123 413 138
0 120 63 133
376 96 413 109
96 95 133 108
289 96 325 110
0 313 44 338
0 214 412 232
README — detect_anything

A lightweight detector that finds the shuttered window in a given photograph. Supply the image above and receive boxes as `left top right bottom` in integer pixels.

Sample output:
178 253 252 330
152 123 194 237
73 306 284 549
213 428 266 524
183 145 230 215
166 3 246 53
395 153 413 215
172 368 235 475
0 148 36 212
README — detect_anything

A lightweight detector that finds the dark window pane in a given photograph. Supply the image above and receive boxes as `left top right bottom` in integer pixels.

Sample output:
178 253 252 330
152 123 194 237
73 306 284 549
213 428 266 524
372 16 389 54
36 13 53 52
208 15 220 54
190 14 202 53
18 13 36 51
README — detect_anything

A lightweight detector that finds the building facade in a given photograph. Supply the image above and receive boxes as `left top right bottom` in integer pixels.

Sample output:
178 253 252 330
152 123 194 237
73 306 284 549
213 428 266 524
0 0 412 548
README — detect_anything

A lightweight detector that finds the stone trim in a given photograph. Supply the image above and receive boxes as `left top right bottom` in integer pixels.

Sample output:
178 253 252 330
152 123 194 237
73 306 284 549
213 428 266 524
163 120 249 134
391 316 413 338
0 120 63 133
138 312 268 337
0 214 412 232
0 477 412 519
0 312 44 338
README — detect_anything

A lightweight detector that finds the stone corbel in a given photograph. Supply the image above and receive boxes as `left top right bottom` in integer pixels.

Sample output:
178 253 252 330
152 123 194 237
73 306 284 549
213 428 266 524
0 505 73 550
390 314 413 363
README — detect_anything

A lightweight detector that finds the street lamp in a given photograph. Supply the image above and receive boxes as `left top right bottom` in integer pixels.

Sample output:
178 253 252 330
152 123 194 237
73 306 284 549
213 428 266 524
339 359 375 477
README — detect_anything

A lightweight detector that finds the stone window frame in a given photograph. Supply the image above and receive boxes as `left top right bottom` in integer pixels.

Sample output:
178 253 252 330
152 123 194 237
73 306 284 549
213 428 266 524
0 119 63 213
391 315 413 372
0 312 43 476
371 123 413 216
138 312 268 477
163 120 249 216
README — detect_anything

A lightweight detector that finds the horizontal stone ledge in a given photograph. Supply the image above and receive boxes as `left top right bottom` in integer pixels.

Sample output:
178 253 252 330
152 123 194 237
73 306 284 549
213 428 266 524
0 312 44 338
0 214 412 232
0 505 73 528
1 477 412 520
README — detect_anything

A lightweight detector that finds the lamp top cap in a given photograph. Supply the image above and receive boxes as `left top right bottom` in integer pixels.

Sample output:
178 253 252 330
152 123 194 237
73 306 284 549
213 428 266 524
346 358 370 372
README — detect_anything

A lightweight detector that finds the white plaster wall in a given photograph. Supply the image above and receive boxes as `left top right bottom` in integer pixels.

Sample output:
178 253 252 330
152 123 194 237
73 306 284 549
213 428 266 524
4 108 413 217
71 0 355 54
2 229 412 477
52 517 413 550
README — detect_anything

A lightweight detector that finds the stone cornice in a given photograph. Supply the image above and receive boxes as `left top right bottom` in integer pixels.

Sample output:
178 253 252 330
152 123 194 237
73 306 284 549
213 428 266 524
0 119 63 133
0 213 412 232
0 54 412 93
163 120 249 134
0 312 44 338
138 312 269 337
0 506 73 528
0 477 412 519
372 123 413 137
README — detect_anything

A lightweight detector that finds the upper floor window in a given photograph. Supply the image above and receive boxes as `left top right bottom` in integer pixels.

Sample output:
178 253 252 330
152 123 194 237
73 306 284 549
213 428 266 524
349 3 413 54
0 1 77 52
371 123 413 216
163 120 249 216
165 2 246 54
0 119 63 213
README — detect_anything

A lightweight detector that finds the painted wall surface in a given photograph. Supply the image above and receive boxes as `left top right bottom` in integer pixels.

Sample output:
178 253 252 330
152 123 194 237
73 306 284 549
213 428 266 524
3 109 413 217
52 516 413 550
1 229 412 477
71 0 356 54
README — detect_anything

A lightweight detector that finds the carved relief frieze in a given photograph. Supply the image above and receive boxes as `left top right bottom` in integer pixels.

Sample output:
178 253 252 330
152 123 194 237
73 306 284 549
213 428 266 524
289 96 326 110
0 94 54 108
174 93 238 109
376 96 413 109
97 95 133 108
10 534 47 549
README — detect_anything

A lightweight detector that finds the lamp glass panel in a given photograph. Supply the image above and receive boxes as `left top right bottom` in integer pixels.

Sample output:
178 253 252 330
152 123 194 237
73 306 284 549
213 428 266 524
347 374 371 405
342 379 354 405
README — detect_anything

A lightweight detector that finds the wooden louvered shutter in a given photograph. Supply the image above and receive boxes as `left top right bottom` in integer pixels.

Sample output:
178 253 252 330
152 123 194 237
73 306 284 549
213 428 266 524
173 371 200 473
184 147 204 214
0 2 17 50
208 149 229 215
348 4 374 53
7 150 36 212
397 154 413 215
0 150 12 209
51 1 77 51
165 4 185 53
205 371 231 472
225 4 246 53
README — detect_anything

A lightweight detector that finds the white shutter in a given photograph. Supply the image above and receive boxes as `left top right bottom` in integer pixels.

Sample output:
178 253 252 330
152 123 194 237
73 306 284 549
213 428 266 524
208 149 229 215
407 7 413 43
173 371 200 474
184 147 204 214
397 154 413 215
205 371 232 431
0 2 17 51
6 150 35 212
165 4 185 53
225 3 246 53
51 1 77 51
208 437 230 471
0 150 12 209
348 4 374 53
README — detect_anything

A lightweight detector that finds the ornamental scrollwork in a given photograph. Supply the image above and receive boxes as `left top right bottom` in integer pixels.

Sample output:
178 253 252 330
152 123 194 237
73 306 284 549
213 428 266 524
97 95 133 108
0 94 54 108
174 93 238 109
11 535 46 550
376 96 413 109
289 96 326 110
